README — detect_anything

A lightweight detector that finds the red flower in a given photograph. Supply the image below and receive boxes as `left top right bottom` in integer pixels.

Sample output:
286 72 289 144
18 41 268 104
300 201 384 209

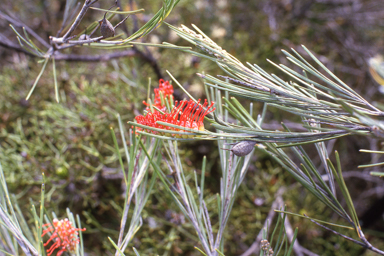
135 99 215 137
42 218 86 256
144 79 174 110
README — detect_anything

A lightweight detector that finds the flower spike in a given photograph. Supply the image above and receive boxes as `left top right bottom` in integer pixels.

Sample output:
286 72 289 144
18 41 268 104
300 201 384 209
144 79 174 110
135 99 215 137
42 218 86 256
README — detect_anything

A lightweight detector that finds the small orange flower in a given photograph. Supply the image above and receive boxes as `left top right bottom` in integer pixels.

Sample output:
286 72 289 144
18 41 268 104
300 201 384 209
135 99 215 137
42 218 86 256
134 79 215 137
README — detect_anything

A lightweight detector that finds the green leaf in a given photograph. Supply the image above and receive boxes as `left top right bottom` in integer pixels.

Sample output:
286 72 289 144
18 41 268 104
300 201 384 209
26 58 49 100
90 6 144 14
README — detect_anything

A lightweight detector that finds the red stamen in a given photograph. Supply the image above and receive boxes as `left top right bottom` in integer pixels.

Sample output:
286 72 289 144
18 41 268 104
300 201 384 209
42 218 86 256
144 79 174 109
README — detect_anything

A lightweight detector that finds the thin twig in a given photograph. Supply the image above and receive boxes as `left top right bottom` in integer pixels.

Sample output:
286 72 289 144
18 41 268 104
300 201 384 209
51 36 103 45
57 50 136 61
129 0 139 32
214 151 234 251
240 194 283 256
134 46 163 79
0 38 136 61
62 0 98 41
0 10 50 48
0 207 38 256
114 15 130 30
114 0 162 80
284 214 314 256
306 215 384 255
56 1 81 37
284 216 303 256
115 0 131 35
321 171 384 184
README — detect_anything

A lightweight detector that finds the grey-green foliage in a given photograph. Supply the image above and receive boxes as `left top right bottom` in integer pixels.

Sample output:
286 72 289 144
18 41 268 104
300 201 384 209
0 163 39 256
143 138 254 256
129 24 384 254
134 88 298 255
167 24 384 143
108 120 160 255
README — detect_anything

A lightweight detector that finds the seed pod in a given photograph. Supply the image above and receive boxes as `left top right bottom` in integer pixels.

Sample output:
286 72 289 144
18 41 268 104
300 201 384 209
100 3 116 38
100 14 115 38
230 140 257 157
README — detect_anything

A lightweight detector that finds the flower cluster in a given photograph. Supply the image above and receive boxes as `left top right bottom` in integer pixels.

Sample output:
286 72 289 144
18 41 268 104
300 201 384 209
135 79 215 137
261 239 274 256
42 218 86 256
144 79 174 110
154 79 174 108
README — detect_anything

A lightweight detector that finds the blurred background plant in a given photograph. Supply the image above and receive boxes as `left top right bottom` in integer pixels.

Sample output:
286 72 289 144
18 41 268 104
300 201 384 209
1 0 384 255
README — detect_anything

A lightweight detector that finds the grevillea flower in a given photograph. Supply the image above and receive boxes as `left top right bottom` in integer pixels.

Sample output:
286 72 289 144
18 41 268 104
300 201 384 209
135 99 215 137
42 218 86 256
144 79 174 109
